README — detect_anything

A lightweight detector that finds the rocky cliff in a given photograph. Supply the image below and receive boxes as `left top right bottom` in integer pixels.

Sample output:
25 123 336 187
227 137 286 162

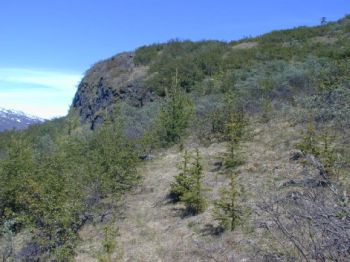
72 52 156 129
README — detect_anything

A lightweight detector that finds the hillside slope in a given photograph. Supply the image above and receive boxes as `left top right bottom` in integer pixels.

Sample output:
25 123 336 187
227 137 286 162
71 16 350 130
1 16 349 262
75 118 349 261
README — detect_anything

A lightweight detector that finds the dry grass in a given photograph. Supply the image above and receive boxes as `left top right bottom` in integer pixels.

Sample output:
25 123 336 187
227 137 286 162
311 36 338 45
231 42 259 50
74 118 348 261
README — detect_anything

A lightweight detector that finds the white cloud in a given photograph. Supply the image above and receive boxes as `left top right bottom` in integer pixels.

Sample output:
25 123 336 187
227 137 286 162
0 68 82 119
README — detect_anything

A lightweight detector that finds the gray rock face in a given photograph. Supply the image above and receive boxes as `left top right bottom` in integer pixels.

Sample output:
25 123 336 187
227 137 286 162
71 52 156 129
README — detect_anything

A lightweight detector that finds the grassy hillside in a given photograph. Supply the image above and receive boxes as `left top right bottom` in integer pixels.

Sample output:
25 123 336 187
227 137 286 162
1 15 350 261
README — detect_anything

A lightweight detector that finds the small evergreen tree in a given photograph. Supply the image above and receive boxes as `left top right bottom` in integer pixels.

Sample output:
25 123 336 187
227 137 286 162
170 149 207 215
98 222 119 262
170 150 192 201
210 91 243 136
224 110 246 169
320 130 337 177
157 71 193 145
91 119 139 196
298 121 319 156
181 149 207 214
213 172 242 231
298 122 342 178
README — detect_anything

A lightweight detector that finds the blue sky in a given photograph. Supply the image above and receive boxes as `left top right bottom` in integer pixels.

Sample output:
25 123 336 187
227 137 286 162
0 0 349 118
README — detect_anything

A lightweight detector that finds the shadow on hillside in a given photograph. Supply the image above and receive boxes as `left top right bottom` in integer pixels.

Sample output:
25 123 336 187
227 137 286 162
200 224 225 236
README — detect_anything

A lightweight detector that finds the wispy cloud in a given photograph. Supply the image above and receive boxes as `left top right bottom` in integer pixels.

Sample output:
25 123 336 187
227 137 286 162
0 68 82 119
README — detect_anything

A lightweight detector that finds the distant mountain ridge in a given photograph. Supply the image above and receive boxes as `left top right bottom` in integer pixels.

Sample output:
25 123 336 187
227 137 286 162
0 107 44 131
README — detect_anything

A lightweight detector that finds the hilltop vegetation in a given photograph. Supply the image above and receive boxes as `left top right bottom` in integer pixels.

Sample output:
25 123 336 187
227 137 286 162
72 15 350 136
1 16 350 261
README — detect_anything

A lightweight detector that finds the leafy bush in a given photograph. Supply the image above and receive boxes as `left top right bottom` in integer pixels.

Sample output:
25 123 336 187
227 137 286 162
297 121 320 157
0 116 140 259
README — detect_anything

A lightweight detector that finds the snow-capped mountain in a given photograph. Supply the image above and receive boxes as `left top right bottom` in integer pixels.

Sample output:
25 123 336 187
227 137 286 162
0 107 45 132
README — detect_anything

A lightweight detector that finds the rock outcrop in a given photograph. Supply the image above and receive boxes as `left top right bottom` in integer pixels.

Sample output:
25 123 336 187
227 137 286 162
72 52 156 129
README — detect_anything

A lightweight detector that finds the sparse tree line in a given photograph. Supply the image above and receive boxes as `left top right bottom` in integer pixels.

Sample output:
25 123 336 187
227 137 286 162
169 148 246 231
169 90 248 231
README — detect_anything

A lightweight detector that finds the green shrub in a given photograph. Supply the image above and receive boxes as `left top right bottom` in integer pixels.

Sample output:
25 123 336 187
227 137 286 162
134 43 163 66
225 116 245 168
170 150 192 201
98 223 119 262
0 117 140 259
181 149 207 214
297 121 320 156
319 130 338 177
213 172 243 231
170 149 207 215
224 104 246 169
0 135 38 223
156 79 193 145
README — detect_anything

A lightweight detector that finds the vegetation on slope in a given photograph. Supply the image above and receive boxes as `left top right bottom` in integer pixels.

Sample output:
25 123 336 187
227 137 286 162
0 116 140 260
1 15 350 261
